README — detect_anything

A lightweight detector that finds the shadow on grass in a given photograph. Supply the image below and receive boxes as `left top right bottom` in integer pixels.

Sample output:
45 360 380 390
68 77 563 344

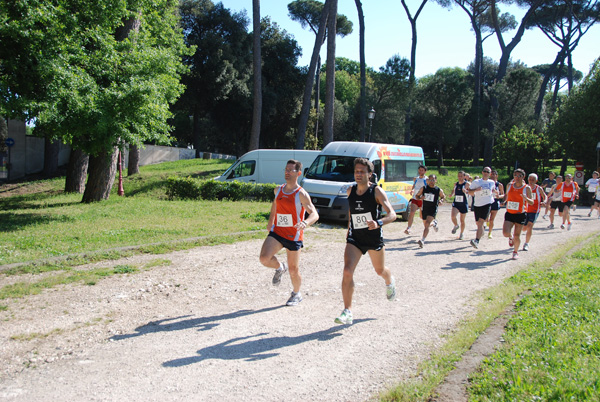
0 211 74 232
162 319 374 365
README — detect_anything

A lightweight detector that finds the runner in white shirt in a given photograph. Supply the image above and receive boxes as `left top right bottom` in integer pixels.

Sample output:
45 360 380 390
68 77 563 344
586 171 599 217
467 167 497 249
404 165 428 235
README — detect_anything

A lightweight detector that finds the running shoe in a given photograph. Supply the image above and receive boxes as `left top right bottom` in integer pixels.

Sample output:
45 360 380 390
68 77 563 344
433 220 439 232
458 233 464 240
272 262 288 286
567 222 572 231
386 276 396 301
488 233 493 239
508 237 514 247
512 252 519 260
560 224 565 229
286 291 303 306
335 309 353 325
543 214 548 220
588 212 592 217
547 224 554 229
523 243 529 251
404 227 411 235
470 239 479 249
417 239 424 248
451 224 459 234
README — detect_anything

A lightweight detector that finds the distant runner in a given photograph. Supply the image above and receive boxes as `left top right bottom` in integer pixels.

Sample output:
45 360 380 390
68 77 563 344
541 171 556 219
522 173 547 251
404 165 428 235
502 168 533 260
414 174 445 248
449 171 470 240
560 174 579 230
487 169 505 239
586 171 599 217
546 175 563 229
467 167 496 249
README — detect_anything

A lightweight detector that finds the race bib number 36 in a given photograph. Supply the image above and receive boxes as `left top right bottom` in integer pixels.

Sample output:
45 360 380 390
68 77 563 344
276 213 293 227
352 213 372 229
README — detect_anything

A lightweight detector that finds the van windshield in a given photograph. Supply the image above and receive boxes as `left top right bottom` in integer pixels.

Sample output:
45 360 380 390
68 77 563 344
305 155 356 182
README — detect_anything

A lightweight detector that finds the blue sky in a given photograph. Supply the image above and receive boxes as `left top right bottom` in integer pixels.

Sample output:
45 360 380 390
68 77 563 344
218 0 600 79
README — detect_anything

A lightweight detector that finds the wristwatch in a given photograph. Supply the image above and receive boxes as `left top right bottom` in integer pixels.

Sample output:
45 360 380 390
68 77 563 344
377 219 384 227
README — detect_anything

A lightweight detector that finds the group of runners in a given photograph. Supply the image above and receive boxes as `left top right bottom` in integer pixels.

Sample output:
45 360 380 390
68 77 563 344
258 158 600 325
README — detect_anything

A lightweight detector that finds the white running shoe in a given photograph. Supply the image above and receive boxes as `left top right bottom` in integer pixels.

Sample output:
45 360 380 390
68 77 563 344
567 222 572 231
286 291 303 306
417 239 424 248
523 243 529 251
335 309 353 325
458 233 464 240
404 227 411 235
547 224 554 229
272 262 288 286
561 224 565 229
512 252 519 260
433 220 439 232
451 224 459 234
386 276 396 301
470 239 479 249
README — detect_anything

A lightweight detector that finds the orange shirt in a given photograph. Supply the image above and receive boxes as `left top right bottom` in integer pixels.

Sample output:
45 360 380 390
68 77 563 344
272 185 305 241
506 182 529 214
561 182 578 203
527 184 544 213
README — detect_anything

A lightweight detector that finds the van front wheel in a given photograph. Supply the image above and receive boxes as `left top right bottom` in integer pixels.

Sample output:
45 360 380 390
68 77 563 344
401 211 409 221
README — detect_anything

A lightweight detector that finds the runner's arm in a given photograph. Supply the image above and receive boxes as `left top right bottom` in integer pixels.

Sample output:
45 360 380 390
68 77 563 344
371 186 396 229
296 189 319 229
267 189 278 230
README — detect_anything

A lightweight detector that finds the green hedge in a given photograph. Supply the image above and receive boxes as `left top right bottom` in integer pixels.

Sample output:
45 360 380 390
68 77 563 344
166 177 277 202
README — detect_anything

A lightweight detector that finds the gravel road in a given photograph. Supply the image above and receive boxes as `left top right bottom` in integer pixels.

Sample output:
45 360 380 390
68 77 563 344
1 205 598 401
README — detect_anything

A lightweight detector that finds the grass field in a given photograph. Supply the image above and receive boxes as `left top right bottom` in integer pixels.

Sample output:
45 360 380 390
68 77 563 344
0 159 270 268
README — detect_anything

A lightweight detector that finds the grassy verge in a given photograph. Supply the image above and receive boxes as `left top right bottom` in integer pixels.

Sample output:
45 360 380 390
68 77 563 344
0 159 271 267
468 237 600 400
379 234 599 401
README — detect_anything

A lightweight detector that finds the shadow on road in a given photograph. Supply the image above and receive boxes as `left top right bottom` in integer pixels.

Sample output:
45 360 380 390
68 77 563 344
162 318 375 366
111 306 285 341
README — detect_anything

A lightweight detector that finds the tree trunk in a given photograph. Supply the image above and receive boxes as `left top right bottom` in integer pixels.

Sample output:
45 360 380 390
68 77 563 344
471 22 483 166
355 0 367 142
535 48 566 120
128 144 140 175
314 57 321 147
323 0 337 146
65 148 89 193
82 149 119 202
400 0 428 146
249 0 262 151
43 137 60 178
296 0 330 150
192 107 202 158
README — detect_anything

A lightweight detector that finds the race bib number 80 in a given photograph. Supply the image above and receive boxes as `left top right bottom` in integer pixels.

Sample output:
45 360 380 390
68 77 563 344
276 213 293 227
352 213 372 229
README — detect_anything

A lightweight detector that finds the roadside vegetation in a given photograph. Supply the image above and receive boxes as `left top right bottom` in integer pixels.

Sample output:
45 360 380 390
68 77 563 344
380 235 600 401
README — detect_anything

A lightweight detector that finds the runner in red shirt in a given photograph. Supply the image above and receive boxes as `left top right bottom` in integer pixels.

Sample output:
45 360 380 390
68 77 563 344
560 174 579 230
502 168 534 260
522 173 547 251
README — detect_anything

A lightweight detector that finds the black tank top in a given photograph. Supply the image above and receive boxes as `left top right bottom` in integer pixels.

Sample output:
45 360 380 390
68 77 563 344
348 184 381 237
422 185 440 207
453 182 467 205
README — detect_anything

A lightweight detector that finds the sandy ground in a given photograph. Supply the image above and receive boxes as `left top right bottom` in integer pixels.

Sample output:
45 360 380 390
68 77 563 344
1 205 599 401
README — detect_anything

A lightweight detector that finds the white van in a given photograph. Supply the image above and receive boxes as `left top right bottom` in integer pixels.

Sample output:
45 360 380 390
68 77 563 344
215 149 320 185
301 141 425 222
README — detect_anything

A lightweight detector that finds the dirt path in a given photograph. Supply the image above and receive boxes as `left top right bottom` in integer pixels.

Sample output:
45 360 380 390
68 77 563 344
1 206 598 401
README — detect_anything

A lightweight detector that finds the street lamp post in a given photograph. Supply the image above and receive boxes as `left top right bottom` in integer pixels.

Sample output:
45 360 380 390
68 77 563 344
367 107 376 142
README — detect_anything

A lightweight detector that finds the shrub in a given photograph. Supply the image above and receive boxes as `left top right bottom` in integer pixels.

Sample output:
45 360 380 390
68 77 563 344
166 177 276 202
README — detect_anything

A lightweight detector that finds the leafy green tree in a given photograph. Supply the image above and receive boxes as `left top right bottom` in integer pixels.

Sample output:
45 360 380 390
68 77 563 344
177 0 252 156
413 67 473 168
495 67 542 134
494 125 553 174
547 59 600 174
0 0 189 201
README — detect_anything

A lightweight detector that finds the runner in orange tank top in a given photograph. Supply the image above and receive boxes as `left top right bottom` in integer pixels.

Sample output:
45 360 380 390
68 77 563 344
560 174 579 230
522 173 547 251
502 168 534 260
259 160 319 306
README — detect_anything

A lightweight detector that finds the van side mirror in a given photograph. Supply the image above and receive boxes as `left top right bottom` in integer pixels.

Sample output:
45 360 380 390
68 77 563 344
370 173 378 184
304 168 308 176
